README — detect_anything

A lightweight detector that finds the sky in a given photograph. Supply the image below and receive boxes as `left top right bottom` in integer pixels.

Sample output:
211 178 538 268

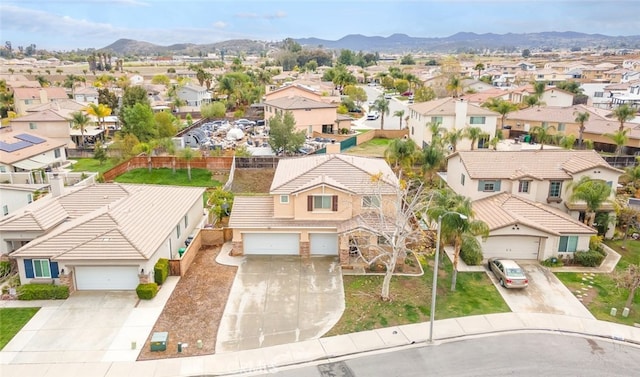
1 0 640 51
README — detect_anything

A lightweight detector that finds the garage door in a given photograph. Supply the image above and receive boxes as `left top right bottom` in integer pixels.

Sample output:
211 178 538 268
310 233 338 255
481 236 540 260
75 266 140 290
243 233 299 255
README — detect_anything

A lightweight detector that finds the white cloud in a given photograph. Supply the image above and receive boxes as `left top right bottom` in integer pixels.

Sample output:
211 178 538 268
213 21 228 29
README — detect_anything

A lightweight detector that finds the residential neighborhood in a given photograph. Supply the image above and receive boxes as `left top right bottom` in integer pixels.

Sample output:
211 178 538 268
2 6 640 375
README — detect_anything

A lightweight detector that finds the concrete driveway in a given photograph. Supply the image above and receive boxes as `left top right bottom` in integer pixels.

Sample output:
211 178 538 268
216 256 345 353
487 262 595 320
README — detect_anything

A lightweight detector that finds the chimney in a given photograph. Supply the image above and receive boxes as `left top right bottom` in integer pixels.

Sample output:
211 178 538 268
455 98 468 130
50 173 64 197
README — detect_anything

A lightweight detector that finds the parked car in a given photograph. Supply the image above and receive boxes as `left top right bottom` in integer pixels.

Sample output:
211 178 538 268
384 93 392 99
366 111 380 120
402 91 413 96
235 119 256 127
487 258 529 288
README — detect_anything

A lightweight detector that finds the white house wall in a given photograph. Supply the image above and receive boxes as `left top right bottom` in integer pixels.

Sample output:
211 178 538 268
0 188 34 218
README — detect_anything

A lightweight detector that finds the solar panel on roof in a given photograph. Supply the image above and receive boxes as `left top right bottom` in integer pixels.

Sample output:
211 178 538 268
0 140 32 152
14 133 46 144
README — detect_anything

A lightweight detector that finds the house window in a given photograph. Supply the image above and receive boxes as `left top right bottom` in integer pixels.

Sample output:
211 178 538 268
518 180 530 193
280 195 289 204
362 195 380 208
54 149 61 158
558 123 565 131
558 236 579 252
549 180 562 199
27 193 33 203
33 259 52 278
176 224 181 238
594 92 604 98
461 174 466 186
478 180 501 192
184 215 188 228
469 116 486 125
0 166 5 173
29 122 37 130
542 122 548 128
314 195 332 209
2 205 8 216
430 116 442 124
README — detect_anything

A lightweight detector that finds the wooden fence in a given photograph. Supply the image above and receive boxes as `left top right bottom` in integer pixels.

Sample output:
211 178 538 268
168 228 232 276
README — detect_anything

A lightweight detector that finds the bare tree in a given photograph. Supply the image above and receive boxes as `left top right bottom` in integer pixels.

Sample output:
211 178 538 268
616 264 640 311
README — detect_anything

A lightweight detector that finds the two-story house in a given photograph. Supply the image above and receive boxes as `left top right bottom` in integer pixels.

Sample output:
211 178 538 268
177 83 212 107
12 87 69 115
407 98 499 150
445 149 622 260
229 154 399 266
0 129 67 175
263 96 343 136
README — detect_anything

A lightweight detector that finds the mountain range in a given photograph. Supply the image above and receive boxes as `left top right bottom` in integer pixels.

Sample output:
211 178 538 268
101 31 640 56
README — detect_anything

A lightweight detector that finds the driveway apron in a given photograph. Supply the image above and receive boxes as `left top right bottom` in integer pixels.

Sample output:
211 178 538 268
216 256 345 353
488 263 595 319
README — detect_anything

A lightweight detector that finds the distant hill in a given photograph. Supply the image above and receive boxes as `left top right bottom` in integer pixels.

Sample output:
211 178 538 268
101 31 640 56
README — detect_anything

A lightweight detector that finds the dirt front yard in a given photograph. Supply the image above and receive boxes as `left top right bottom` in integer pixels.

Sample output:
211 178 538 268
138 246 237 360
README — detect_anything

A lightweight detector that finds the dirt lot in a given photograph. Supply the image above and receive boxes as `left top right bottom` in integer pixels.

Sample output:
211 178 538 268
230 168 275 193
138 246 237 360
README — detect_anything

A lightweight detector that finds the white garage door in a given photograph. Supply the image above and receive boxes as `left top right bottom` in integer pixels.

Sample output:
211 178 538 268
310 233 339 255
481 236 540 260
75 266 140 290
243 233 299 255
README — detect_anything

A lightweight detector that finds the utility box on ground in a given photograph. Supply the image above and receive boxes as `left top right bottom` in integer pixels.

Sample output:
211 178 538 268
150 332 168 352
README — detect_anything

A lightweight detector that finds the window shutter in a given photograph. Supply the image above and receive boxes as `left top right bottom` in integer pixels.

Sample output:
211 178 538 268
332 195 338 211
24 259 34 278
307 196 313 211
50 261 60 278
495 180 501 191
477 180 484 191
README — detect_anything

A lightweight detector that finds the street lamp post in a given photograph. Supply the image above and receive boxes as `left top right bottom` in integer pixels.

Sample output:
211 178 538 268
429 211 467 343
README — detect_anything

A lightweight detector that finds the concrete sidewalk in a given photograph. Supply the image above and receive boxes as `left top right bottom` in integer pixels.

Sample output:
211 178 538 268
1 312 639 377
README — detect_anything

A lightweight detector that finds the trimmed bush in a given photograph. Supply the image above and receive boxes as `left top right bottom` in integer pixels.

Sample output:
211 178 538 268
17 284 69 300
574 250 605 267
541 257 564 268
154 258 169 285
136 283 158 300
460 248 483 266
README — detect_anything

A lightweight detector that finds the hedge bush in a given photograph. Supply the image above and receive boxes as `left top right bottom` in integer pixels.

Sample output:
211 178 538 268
17 284 69 300
136 283 158 300
154 258 169 285
541 257 564 268
574 250 605 267
460 248 483 266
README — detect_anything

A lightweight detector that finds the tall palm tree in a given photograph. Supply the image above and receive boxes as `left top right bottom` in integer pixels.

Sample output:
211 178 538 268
178 148 200 181
384 138 417 171
530 123 556 150
604 129 629 156
464 126 484 150
85 103 112 137
474 63 485 78
482 98 518 129
532 80 546 99
70 111 90 148
574 111 590 149
393 109 405 129
372 96 391 130
612 104 636 132
446 75 463 98
568 176 613 227
444 128 464 153
420 144 445 182
427 121 445 146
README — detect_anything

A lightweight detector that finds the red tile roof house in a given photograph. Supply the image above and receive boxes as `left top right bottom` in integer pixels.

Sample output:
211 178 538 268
229 154 401 266
445 149 622 261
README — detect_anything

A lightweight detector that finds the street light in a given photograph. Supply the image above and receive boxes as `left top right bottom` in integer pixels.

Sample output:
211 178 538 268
429 211 467 343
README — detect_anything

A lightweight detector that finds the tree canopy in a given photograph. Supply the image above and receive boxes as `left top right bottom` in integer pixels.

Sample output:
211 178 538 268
267 111 306 156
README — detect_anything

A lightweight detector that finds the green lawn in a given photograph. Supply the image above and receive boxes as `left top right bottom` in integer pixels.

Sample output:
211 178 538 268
0 307 40 350
555 240 640 326
114 167 222 187
69 158 116 174
326 256 509 336
344 138 391 157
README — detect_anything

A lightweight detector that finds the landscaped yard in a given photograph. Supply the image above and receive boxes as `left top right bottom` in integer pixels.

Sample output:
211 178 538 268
0 307 40 350
555 240 640 326
69 158 116 174
114 168 222 187
344 137 391 157
325 255 510 336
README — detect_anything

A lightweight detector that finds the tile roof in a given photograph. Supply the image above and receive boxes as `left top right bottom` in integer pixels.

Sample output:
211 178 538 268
473 192 596 236
10 108 69 122
0 130 68 164
228 196 338 229
10 184 205 260
12 87 68 100
409 97 499 116
263 95 337 110
270 154 398 195
451 149 621 180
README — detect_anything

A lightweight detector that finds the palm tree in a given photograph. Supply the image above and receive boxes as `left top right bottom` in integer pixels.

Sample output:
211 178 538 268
178 148 200 181
612 104 636 132
85 103 112 137
559 134 577 149
70 111 90 148
524 95 543 108
464 126 484 150
372 96 391 130
574 111 590 149
384 138 417 171
446 75 463 98
604 129 629 156
135 142 154 173
444 128 464 152
474 63 485 78
420 144 445 182
568 176 613 227
530 123 556 150
482 98 518 129
620 162 640 196
532 80 546 99
427 121 445 146
393 109 405 129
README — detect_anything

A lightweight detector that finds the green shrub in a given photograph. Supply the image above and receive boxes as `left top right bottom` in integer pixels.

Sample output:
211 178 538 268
0 261 11 276
17 284 69 300
589 235 604 254
154 258 169 285
574 250 605 267
136 283 158 300
541 257 564 268
460 248 483 266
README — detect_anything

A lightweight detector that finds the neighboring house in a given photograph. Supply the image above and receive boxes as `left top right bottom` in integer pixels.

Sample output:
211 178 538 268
228 154 399 266
407 98 499 150
73 86 99 104
445 150 621 251
0 129 67 174
6 183 205 291
12 87 69 115
177 83 212 107
9 108 92 149
0 183 49 218
265 82 340 105
263 95 340 135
